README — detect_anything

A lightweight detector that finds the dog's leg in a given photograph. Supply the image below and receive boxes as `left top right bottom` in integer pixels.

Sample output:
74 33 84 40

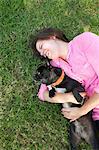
89 120 99 150
72 88 84 104
88 134 99 150
84 124 99 150
93 120 99 144
49 87 56 98
47 85 56 98
77 115 99 150
69 122 81 150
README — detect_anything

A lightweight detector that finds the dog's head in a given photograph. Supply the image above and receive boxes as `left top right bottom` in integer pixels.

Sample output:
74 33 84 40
34 62 62 85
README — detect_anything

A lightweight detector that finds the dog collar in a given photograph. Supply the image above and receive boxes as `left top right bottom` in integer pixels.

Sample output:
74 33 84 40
51 69 65 87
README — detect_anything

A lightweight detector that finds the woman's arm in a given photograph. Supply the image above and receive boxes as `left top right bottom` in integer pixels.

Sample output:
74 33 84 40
62 92 99 122
43 90 86 104
80 92 99 115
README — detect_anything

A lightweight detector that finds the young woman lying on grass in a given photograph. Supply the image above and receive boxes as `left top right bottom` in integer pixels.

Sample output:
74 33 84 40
30 27 99 133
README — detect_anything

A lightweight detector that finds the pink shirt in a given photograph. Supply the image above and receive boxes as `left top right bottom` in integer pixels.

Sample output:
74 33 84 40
51 32 99 120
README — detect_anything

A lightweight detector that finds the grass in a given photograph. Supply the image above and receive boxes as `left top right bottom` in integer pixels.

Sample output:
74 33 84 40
0 0 99 149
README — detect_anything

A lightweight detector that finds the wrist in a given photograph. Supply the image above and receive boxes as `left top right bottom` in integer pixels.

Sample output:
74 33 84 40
65 92 80 104
38 84 48 101
80 106 88 116
43 90 50 101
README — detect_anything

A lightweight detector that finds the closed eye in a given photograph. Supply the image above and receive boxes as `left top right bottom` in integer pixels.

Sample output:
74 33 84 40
39 44 43 49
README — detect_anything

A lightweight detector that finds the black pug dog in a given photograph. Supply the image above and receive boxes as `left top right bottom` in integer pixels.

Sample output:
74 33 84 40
34 62 99 150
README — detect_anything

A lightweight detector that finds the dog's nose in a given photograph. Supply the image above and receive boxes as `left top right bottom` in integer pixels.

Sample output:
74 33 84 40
33 73 40 81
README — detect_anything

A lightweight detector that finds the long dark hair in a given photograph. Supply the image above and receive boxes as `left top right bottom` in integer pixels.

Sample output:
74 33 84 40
29 27 70 57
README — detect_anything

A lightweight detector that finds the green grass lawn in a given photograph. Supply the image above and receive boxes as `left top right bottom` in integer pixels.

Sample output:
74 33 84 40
1 0 99 149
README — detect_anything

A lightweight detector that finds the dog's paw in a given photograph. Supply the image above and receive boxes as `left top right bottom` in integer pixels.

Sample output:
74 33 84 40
49 88 56 98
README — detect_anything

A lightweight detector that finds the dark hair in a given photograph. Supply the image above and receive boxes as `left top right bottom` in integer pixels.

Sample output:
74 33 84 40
29 27 70 57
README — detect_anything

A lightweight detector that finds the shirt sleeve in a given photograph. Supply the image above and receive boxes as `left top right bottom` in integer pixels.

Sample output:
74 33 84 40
81 33 99 93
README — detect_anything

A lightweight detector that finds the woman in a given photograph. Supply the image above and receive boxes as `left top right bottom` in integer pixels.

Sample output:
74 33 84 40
30 27 99 128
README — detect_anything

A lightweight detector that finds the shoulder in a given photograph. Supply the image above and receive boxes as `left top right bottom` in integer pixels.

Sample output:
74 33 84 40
74 32 98 41
72 32 98 51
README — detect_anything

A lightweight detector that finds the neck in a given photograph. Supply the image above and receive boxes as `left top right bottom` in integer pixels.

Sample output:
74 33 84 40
58 40 68 60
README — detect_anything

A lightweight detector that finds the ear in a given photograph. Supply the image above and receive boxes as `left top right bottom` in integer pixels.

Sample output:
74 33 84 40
50 36 56 40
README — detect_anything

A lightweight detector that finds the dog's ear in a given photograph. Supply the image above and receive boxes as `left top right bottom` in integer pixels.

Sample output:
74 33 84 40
54 68 62 76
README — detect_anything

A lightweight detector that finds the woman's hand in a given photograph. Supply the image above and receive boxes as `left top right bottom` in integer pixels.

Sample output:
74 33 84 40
37 84 47 101
61 107 85 122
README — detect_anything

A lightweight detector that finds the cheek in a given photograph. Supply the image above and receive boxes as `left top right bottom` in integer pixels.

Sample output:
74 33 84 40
44 42 56 51
43 42 51 50
51 50 59 59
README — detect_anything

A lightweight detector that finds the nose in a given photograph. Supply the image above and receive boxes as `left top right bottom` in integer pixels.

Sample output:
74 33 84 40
40 51 43 56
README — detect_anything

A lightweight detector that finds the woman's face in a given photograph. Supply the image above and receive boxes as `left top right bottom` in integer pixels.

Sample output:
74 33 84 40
36 38 60 59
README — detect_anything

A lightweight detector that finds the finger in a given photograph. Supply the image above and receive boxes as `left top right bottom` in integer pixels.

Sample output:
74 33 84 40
61 110 68 114
61 108 71 112
70 118 77 122
62 111 75 120
70 119 74 122
61 108 67 111
62 112 71 119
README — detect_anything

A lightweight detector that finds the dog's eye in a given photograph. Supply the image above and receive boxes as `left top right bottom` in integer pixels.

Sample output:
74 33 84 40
38 72 40 75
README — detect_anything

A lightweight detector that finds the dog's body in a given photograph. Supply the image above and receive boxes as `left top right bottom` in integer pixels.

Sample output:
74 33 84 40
34 63 99 150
